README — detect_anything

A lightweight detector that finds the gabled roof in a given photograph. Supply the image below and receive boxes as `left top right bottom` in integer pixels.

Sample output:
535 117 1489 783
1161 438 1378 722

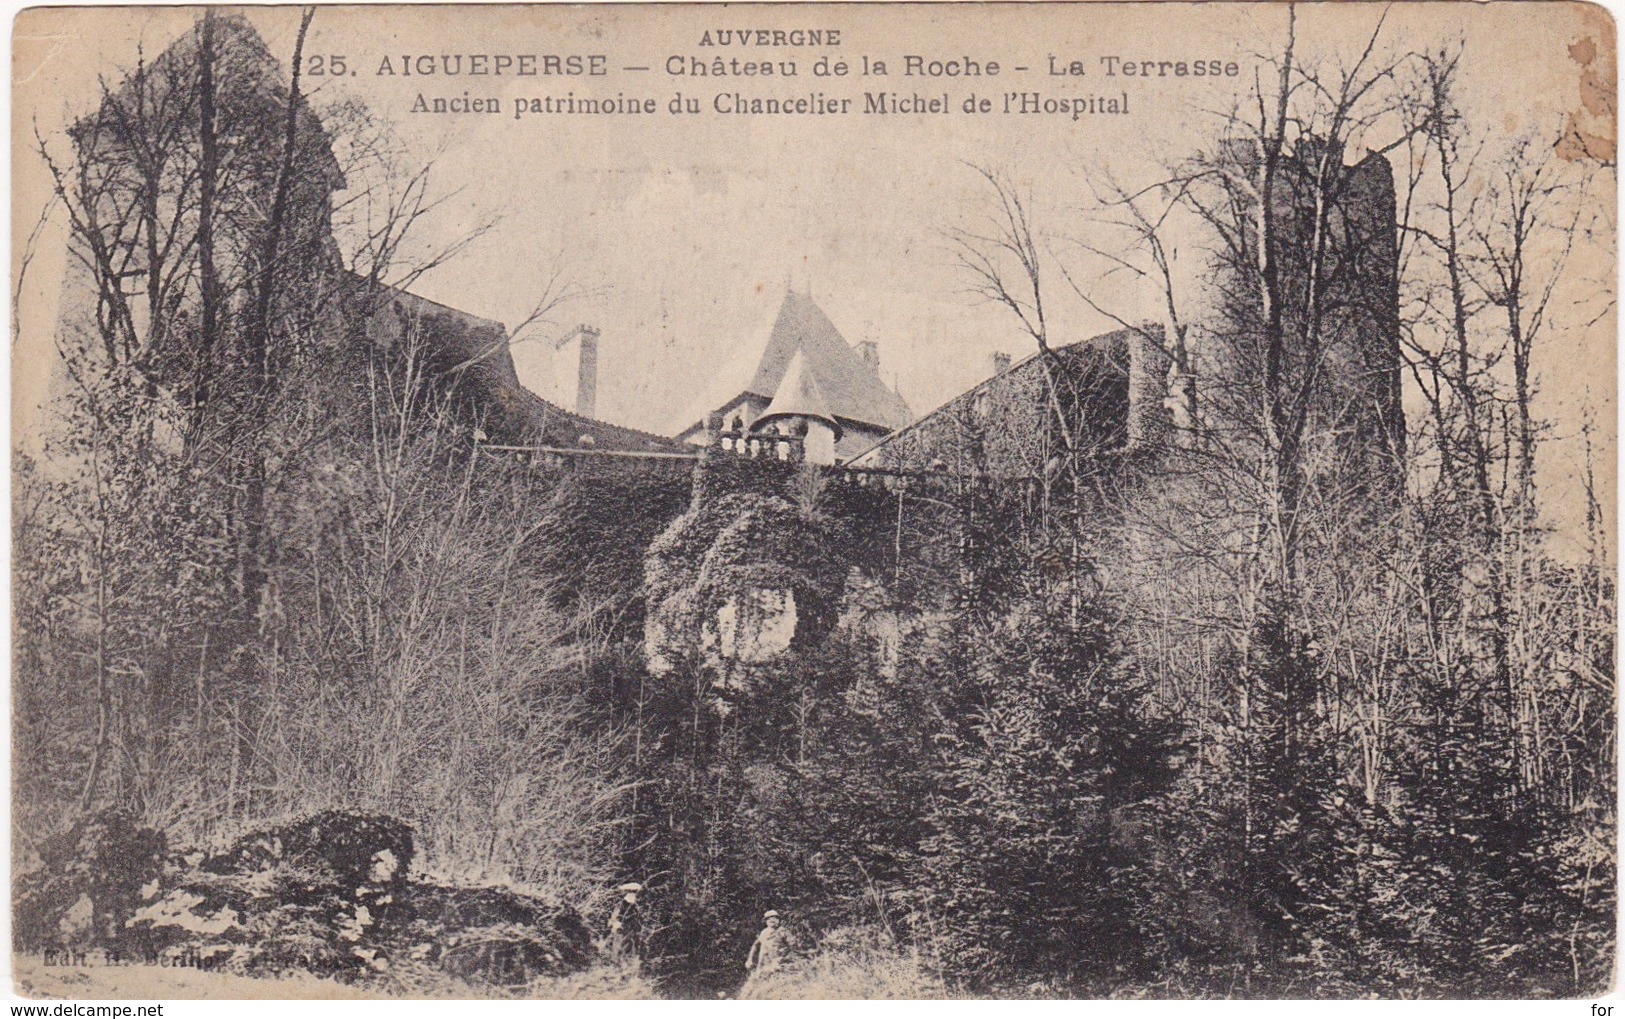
674 289 912 436
752 290 912 429
357 275 685 453
844 328 1142 468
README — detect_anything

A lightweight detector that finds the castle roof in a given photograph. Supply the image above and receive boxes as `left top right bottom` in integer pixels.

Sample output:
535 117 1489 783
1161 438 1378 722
675 288 911 436
356 277 685 453
754 349 843 440
844 327 1143 469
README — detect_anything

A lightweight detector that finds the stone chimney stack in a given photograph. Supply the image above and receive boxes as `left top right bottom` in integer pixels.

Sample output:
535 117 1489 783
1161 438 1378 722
574 326 599 419
554 324 600 418
855 340 880 372
991 351 1012 376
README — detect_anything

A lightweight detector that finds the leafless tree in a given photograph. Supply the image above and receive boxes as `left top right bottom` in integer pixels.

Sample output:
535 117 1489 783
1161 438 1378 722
1059 168 1199 434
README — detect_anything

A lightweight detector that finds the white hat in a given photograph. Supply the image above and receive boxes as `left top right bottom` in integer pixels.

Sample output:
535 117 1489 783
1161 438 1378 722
763 909 780 919
618 882 643 893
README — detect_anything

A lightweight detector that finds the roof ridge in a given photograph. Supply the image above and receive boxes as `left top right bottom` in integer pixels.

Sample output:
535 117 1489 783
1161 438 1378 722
842 329 1140 463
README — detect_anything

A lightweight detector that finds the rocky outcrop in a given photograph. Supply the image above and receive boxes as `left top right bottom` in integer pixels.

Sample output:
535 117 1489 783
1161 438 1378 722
395 883 593 988
643 491 847 678
14 809 167 955
15 809 593 990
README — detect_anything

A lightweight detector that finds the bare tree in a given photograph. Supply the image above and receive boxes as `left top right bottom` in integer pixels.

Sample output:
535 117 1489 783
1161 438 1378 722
1059 168 1200 435
27 8 506 820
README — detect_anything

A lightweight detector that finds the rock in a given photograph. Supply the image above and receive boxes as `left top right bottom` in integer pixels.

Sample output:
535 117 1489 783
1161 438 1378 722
20 809 593 990
202 809 414 911
390 883 593 988
14 809 166 953
57 894 94 944
135 810 418 977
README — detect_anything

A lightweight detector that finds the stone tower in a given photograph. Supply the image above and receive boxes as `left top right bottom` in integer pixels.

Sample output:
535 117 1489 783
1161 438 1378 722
1205 138 1405 491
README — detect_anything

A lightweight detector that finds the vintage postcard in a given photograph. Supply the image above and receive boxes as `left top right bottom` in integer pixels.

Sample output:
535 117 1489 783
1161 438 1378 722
10 0 1618 1002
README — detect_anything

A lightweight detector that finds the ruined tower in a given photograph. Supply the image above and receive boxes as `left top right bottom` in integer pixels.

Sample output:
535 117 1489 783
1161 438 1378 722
1204 138 1405 492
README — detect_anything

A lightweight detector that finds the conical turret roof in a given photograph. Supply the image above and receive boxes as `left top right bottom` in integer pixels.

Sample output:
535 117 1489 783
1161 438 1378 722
754 348 843 440
671 288 911 437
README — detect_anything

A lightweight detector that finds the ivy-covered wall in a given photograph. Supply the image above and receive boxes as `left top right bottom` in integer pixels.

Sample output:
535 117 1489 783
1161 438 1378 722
644 487 847 676
640 452 1090 686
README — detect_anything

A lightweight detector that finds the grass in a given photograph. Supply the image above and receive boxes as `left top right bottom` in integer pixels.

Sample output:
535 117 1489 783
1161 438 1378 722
736 927 952 999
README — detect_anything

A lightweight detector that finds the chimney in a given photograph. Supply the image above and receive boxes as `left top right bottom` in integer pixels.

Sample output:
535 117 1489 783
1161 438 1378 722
575 326 599 419
990 351 1012 376
855 340 879 372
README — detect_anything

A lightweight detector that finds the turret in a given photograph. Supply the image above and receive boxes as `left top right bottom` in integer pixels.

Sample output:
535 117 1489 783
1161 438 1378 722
753 349 842 464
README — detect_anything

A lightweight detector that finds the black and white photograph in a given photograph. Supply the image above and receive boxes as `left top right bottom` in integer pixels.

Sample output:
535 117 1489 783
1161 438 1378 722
9 1 1618 1001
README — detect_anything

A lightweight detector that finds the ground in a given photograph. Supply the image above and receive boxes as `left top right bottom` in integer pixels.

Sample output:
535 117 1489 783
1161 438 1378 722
11 955 383 1000
9 948 944 1000
9 955 661 1001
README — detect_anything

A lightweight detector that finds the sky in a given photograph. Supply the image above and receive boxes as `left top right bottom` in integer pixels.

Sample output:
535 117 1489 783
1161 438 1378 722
12 2 1616 548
